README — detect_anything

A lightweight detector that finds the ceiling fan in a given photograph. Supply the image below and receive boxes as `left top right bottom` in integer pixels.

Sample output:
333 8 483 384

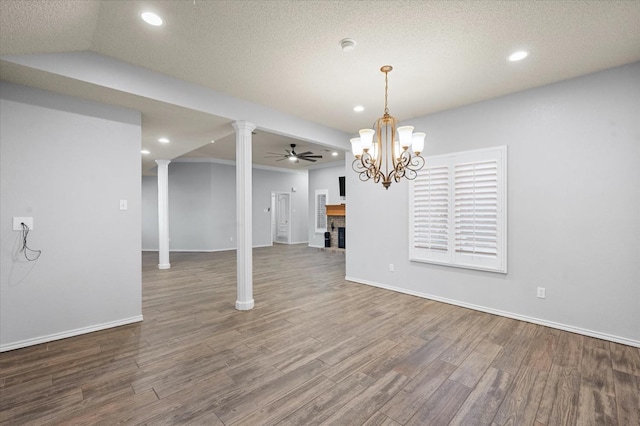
265 144 323 163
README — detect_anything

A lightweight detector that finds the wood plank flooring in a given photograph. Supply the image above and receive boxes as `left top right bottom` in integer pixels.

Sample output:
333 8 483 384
1 244 639 425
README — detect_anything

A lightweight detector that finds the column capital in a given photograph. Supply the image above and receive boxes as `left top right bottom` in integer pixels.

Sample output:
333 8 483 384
231 121 257 133
155 159 171 166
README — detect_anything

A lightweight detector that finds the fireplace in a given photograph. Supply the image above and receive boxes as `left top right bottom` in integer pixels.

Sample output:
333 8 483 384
325 204 346 250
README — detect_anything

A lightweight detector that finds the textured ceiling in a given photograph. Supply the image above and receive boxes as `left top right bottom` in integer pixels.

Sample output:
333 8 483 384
1 0 639 172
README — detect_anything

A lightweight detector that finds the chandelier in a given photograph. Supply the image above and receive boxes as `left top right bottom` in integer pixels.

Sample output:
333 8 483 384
351 65 426 189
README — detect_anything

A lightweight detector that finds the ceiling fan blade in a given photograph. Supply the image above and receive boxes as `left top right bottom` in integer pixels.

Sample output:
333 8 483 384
266 152 285 155
299 155 323 159
300 157 317 162
296 151 313 156
275 158 287 161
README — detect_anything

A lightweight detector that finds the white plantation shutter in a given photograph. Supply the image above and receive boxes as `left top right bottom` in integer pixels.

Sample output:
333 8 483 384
454 161 498 256
410 146 506 273
315 189 328 233
412 165 450 261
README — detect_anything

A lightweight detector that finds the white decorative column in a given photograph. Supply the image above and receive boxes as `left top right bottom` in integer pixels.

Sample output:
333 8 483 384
232 121 256 310
156 159 171 270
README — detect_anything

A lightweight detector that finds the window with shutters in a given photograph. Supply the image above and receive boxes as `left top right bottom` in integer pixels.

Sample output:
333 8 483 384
409 146 507 273
315 189 328 233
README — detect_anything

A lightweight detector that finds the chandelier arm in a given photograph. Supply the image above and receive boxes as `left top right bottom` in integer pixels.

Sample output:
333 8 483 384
399 154 426 181
390 151 426 182
353 154 386 183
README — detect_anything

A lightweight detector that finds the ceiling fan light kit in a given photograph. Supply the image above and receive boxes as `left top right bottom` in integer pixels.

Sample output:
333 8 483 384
266 144 322 164
351 66 426 189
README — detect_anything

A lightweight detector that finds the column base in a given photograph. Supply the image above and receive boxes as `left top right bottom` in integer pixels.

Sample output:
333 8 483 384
235 299 255 311
158 263 171 270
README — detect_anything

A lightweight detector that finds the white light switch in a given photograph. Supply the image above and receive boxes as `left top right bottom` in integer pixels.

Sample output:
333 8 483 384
13 217 33 231
120 200 128 210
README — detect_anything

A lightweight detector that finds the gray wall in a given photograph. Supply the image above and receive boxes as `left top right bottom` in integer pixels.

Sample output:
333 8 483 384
254 167 309 245
308 164 346 247
346 63 640 345
142 161 309 251
0 82 142 351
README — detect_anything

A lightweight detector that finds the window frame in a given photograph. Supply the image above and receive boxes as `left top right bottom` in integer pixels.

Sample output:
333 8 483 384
409 146 507 273
315 189 328 233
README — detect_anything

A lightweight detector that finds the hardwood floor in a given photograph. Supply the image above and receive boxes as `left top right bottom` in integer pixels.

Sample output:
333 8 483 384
1 244 639 425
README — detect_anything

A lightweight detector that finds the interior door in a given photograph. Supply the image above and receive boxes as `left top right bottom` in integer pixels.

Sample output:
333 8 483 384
276 193 290 243
271 193 277 243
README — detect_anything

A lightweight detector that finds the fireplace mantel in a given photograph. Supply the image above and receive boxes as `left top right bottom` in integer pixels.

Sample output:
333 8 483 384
325 204 345 216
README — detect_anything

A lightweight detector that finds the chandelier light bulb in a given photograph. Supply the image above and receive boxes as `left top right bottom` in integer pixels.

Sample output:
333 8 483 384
359 129 375 151
350 137 363 158
370 142 379 161
397 126 414 150
412 133 426 155
394 141 401 160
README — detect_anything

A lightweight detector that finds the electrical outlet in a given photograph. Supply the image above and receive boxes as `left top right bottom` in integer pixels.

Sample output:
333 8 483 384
13 217 33 231
120 200 128 210
389 263 394 272
537 287 546 299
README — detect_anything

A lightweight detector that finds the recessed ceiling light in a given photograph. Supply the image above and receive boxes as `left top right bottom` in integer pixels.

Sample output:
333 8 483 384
210 140 215 144
141 12 163 26
332 151 338 157
158 137 170 143
141 149 150 155
508 50 529 62
353 105 365 112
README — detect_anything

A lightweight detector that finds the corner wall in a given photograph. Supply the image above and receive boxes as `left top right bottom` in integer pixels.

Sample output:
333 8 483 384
346 63 640 346
0 82 142 351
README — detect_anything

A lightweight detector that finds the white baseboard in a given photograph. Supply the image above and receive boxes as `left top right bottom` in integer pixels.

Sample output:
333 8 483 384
0 315 144 352
143 244 276 253
273 241 309 245
171 248 233 252
345 276 640 348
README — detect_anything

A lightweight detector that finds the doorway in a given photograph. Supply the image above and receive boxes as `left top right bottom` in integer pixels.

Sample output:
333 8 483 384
271 192 291 244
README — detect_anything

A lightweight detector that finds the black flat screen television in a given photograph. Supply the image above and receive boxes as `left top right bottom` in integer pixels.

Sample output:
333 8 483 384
339 176 346 197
